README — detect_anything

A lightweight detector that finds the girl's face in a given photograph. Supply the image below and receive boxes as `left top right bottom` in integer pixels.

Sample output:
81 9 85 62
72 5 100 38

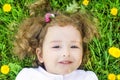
36 25 83 75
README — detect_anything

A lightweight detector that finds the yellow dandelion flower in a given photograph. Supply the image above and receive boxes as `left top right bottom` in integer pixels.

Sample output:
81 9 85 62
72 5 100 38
3 4 12 12
0 65 10 74
108 47 120 58
110 7 118 16
82 0 89 6
117 74 120 80
108 73 116 80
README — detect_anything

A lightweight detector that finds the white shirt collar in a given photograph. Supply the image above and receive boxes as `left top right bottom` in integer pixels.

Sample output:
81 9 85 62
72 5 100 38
37 66 78 80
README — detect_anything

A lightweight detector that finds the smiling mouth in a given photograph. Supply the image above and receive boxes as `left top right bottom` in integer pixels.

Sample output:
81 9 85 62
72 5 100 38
58 60 73 64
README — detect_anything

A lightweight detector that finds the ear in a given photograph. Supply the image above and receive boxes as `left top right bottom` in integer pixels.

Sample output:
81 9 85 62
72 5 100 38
36 48 44 63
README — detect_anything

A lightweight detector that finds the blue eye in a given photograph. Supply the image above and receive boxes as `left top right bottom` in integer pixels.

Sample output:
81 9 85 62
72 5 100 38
52 46 61 48
71 45 79 48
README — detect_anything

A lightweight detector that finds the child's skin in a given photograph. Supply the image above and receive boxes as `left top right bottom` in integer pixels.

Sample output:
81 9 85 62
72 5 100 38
36 25 83 75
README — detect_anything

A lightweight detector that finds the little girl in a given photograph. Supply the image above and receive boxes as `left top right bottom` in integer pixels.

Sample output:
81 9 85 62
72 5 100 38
14 1 99 80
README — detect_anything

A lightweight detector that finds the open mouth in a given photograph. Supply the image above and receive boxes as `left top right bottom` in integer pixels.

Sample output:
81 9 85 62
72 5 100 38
58 60 73 65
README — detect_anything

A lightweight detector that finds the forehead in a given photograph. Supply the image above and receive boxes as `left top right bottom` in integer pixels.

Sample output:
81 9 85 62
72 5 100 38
44 25 82 42
49 24 76 30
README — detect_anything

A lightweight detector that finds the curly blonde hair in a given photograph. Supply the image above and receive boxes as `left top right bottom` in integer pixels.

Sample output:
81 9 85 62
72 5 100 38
13 0 99 67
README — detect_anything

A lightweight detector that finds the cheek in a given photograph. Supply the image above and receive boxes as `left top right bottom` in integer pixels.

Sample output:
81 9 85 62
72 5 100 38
72 49 83 55
76 54 82 61
75 53 83 65
72 50 83 60
42 51 58 61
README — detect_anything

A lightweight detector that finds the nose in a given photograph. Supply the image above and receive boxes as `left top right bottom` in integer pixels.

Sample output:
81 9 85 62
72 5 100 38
62 47 70 57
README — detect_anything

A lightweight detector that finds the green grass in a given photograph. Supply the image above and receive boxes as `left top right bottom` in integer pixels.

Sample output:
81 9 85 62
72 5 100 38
0 0 120 80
